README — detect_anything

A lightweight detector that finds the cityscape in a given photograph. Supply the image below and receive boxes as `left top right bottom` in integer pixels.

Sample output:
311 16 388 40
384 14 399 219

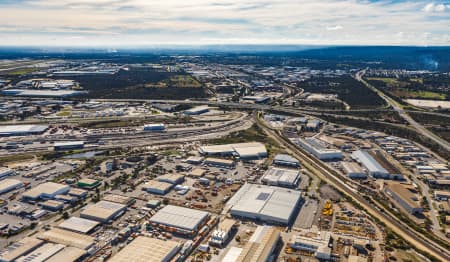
0 1 449 262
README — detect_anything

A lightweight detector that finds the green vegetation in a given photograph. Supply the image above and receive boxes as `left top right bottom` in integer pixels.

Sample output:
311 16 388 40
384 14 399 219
2 67 39 76
148 75 202 88
56 110 71 117
0 153 36 165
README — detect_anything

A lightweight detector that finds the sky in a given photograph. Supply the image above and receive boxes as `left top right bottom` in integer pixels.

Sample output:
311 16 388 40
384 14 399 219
0 0 449 47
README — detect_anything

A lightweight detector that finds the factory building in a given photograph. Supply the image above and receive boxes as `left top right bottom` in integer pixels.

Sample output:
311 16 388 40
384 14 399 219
262 167 301 188
45 247 86 262
157 174 184 185
0 167 14 179
53 141 84 151
384 182 423 215
288 229 332 260
0 179 23 194
273 154 300 167
199 142 267 159
109 236 181 262
204 157 235 168
209 219 235 247
102 193 135 206
227 183 302 225
222 226 280 262
143 123 166 132
68 188 88 199
80 201 127 223
142 180 173 195
15 243 65 262
0 237 44 262
351 150 389 178
184 105 209 115
22 182 70 201
40 200 64 211
77 178 101 190
38 228 95 250
186 156 204 165
293 138 342 160
0 125 48 137
149 205 209 237
58 216 100 234
341 162 367 179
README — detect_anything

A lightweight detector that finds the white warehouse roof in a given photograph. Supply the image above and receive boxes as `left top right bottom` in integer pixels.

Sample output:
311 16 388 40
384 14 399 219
262 167 300 187
22 182 70 200
199 142 267 159
0 124 48 136
58 216 100 234
149 205 209 231
109 236 180 262
227 183 302 225
351 150 389 176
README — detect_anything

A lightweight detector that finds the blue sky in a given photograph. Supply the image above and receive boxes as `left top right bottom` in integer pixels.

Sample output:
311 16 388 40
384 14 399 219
0 0 448 46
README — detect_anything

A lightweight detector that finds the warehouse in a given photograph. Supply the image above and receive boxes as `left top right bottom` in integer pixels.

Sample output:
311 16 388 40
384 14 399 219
109 236 181 262
434 190 450 201
186 156 204 165
352 150 389 178
16 243 65 262
103 193 135 206
80 200 127 223
293 138 342 160
273 154 300 167
0 167 14 178
189 168 206 178
142 180 173 195
227 183 302 225
199 142 267 159
53 141 84 151
143 123 166 131
288 229 332 260
149 205 209 237
45 246 86 262
22 182 70 201
222 226 280 262
40 200 64 211
0 124 48 137
241 95 270 104
157 174 184 185
38 228 95 250
58 217 100 234
0 178 23 194
262 167 301 188
77 178 101 189
204 157 234 168
0 237 44 262
184 105 209 115
384 182 422 215
209 219 235 247
341 162 367 179
68 188 88 199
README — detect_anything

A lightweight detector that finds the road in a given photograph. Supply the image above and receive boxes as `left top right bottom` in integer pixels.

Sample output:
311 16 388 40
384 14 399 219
355 70 450 152
256 114 450 262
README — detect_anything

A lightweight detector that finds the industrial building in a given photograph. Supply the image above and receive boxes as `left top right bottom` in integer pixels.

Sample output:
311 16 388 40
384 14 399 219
0 237 44 262
227 183 302 225
241 95 270 104
102 193 135 206
0 167 14 178
38 228 95 250
1 89 84 98
384 182 423 215
352 150 390 178
288 229 332 260
222 226 280 262
45 246 86 262
68 188 88 199
0 179 23 194
273 154 300 167
262 167 301 188
58 217 100 234
199 142 267 159
15 243 65 262
109 236 181 262
184 105 209 115
434 190 450 201
80 200 127 223
186 156 204 165
149 205 209 237
53 141 85 151
77 178 101 189
157 174 184 185
143 180 173 195
341 162 367 179
293 138 342 160
22 182 70 201
40 200 64 211
0 124 48 137
204 157 235 168
143 123 166 131
209 219 235 247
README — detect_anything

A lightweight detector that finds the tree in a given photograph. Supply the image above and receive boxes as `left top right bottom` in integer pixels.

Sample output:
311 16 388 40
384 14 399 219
62 212 70 219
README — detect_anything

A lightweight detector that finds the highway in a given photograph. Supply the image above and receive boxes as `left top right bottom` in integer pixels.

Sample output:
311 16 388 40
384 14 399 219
354 70 450 152
255 114 450 262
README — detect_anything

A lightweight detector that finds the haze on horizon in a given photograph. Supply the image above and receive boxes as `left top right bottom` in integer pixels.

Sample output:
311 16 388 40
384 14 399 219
0 0 449 47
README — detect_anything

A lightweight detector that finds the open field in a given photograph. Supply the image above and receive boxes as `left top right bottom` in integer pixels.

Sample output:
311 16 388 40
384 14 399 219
405 99 450 109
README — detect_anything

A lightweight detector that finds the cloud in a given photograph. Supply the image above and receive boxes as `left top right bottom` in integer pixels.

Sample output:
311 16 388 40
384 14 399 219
326 25 343 31
0 0 448 46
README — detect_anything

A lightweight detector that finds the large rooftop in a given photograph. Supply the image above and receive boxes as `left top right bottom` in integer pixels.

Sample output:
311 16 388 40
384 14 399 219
80 200 126 222
352 150 389 175
58 216 100 234
262 167 300 187
149 205 209 231
0 124 48 136
38 228 94 250
22 182 70 200
109 236 180 262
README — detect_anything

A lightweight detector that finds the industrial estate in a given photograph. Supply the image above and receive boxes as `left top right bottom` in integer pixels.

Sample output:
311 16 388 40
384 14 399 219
0 48 449 262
